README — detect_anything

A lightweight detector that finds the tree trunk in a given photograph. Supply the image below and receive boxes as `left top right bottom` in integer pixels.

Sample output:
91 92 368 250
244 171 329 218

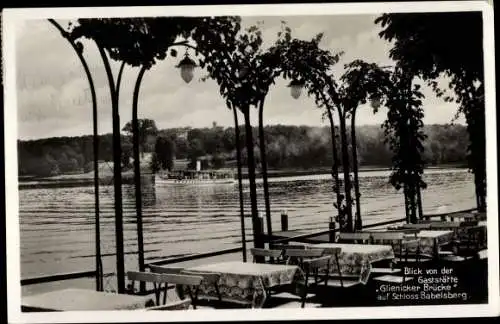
243 107 263 250
97 45 126 293
416 175 424 220
338 109 354 232
258 98 272 245
132 65 147 292
350 109 362 230
469 110 487 212
409 183 418 223
401 72 418 225
403 183 411 223
406 172 418 223
326 109 342 221
89 63 102 292
233 106 247 262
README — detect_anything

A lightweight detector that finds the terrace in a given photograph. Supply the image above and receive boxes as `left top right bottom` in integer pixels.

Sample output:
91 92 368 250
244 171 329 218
21 207 488 311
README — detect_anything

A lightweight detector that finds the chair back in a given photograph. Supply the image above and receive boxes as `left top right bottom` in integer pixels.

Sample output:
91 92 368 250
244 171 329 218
302 255 332 273
250 248 283 263
127 271 203 286
475 212 486 221
323 247 342 257
400 228 420 235
272 243 306 250
384 228 420 238
401 223 431 229
459 220 479 227
149 265 220 293
370 231 405 243
338 232 372 243
429 222 460 229
454 225 485 257
182 271 221 286
312 247 341 257
284 248 325 258
127 271 203 307
149 265 184 275
284 248 324 267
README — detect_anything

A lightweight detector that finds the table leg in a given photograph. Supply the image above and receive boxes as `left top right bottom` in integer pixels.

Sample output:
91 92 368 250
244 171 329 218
252 279 268 308
433 238 439 260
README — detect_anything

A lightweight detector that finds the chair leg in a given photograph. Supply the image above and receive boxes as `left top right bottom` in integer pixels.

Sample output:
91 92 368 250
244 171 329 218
153 282 160 306
214 284 222 302
193 286 200 309
301 290 306 308
186 287 197 310
163 283 168 305
325 261 330 286
301 272 309 308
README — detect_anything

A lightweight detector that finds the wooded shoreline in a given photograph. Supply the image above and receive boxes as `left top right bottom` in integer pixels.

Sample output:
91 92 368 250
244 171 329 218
18 165 466 189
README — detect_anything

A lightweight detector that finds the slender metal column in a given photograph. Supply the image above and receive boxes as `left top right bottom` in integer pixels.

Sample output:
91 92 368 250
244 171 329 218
47 19 103 290
132 65 147 292
232 105 247 261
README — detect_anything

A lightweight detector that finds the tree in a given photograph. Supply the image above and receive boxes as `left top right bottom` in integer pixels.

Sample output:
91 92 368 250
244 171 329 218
153 136 176 172
69 16 241 293
263 24 343 233
121 141 133 169
375 12 486 212
199 24 272 250
338 60 428 224
380 65 427 223
122 118 158 157
273 35 347 230
339 60 395 228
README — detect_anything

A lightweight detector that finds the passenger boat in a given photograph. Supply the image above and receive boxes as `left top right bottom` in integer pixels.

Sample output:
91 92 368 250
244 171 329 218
155 169 236 185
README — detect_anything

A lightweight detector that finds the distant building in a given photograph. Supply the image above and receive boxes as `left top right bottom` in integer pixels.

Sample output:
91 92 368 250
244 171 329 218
171 159 190 171
177 131 188 140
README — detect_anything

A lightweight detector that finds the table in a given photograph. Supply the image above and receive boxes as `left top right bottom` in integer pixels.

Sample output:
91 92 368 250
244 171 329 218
21 288 154 311
428 223 487 245
311 243 395 284
415 230 455 257
183 261 303 308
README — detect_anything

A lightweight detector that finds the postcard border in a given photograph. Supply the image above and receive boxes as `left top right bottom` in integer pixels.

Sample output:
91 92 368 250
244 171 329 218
3 1 499 322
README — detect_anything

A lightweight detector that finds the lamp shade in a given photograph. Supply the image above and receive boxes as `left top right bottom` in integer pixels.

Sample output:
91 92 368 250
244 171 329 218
288 80 304 99
176 55 197 84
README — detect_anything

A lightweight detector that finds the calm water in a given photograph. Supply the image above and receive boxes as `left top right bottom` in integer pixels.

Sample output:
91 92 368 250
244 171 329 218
19 168 475 278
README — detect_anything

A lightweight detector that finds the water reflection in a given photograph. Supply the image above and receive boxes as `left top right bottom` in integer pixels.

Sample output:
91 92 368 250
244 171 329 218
122 175 157 208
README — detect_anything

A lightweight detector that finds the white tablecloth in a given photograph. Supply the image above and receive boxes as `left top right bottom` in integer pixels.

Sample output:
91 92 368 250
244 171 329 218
22 288 154 311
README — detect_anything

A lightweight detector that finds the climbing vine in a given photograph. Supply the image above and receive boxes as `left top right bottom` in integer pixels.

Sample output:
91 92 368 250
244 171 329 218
381 65 427 223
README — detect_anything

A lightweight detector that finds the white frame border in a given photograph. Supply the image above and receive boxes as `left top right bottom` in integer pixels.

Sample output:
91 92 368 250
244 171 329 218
3 1 498 323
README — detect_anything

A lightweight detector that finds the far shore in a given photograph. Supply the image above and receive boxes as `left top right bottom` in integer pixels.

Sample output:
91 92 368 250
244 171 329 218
18 164 467 190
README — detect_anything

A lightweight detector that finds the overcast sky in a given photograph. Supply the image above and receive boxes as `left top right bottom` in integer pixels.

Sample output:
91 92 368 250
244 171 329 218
15 15 464 140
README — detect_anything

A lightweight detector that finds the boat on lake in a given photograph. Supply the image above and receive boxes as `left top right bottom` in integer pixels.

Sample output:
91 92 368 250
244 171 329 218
155 169 236 185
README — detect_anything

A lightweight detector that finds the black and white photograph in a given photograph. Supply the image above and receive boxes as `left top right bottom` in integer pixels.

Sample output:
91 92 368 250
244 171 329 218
3 1 499 322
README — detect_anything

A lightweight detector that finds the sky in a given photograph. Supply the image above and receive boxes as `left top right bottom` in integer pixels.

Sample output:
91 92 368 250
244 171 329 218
15 14 465 140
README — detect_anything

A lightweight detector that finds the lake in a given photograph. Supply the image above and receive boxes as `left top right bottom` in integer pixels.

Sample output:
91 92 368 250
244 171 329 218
19 168 476 280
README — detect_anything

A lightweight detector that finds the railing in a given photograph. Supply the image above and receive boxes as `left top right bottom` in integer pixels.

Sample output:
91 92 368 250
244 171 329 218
21 270 98 286
268 228 337 244
146 246 243 267
362 217 407 229
20 247 244 287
